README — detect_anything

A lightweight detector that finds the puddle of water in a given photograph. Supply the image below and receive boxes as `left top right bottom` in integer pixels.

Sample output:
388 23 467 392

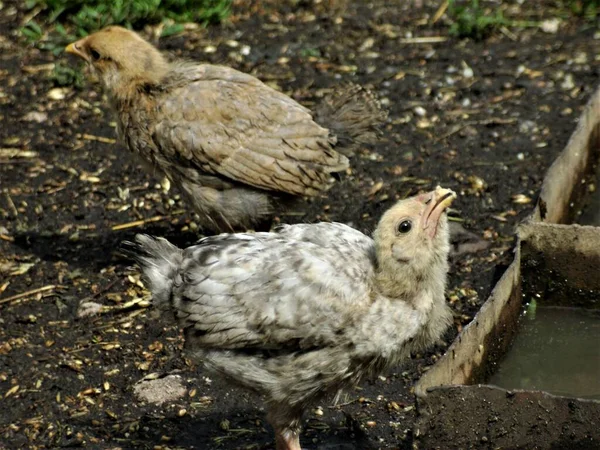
578 170 600 225
488 303 600 400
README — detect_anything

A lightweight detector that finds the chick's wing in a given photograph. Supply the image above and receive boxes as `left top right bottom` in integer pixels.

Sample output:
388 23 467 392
153 65 349 195
171 231 375 353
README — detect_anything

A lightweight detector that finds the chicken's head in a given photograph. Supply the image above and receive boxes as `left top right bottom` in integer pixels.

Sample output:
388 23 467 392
373 186 455 282
65 26 168 96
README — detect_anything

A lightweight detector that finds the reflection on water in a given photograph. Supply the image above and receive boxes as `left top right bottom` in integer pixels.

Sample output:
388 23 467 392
489 304 600 400
578 176 600 225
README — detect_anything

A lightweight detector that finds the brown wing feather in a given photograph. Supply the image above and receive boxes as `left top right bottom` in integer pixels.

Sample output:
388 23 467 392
153 65 349 196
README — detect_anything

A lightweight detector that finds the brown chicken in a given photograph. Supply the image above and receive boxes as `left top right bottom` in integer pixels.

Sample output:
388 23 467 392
66 27 386 232
126 186 456 450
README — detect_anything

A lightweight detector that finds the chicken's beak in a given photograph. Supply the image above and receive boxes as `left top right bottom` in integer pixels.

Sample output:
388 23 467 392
65 40 88 61
423 186 456 238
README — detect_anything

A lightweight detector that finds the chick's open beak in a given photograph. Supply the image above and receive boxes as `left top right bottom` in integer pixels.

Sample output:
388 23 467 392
65 40 87 61
423 186 456 237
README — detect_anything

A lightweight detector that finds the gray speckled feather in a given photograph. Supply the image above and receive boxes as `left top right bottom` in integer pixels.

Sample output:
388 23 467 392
168 226 377 350
132 223 434 401
127 187 456 450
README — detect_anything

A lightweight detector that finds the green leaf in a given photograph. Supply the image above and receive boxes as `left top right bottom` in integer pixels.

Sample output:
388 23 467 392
19 0 232 53
160 23 185 37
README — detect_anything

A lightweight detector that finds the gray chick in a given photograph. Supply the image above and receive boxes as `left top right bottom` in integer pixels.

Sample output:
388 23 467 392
127 186 456 450
66 26 387 232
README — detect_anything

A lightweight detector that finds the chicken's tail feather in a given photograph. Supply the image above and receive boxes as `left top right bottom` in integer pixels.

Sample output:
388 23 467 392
122 234 183 310
314 83 388 156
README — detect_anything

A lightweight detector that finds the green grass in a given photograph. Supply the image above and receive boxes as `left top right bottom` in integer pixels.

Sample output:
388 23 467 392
564 0 600 18
447 0 507 40
447 0 599 41
20 0 231 55
50 62 86 87
299 47 322 58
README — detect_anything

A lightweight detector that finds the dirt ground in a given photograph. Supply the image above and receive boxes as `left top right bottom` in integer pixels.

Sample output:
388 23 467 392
1 0 599 448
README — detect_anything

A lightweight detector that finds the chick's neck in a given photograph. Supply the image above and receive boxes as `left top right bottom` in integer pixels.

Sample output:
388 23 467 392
370 250 452 356
374 254 447 305
107 53 170 102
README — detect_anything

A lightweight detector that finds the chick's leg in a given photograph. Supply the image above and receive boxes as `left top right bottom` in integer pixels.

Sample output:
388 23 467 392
274 428 301 450
268 406 302 450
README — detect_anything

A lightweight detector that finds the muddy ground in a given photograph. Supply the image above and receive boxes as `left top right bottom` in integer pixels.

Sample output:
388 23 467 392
1 0 599 448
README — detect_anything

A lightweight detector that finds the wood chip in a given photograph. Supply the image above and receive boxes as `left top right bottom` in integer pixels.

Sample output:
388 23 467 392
112 215 170 231
431 0 448 24
80 134 117 144
399 36 447 44
0 285 61 305
511 194 532 204
4 385 19 397
0 148 38 159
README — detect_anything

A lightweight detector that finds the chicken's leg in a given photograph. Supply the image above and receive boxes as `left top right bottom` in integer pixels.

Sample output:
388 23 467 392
268 407 302 450
274 428 301 450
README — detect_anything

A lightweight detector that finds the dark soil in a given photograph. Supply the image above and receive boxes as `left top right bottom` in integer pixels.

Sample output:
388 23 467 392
416 385 600 450
1 0 599 448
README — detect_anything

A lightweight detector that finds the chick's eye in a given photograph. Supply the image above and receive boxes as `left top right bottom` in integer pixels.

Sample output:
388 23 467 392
90 48 101 61
398 220 412 234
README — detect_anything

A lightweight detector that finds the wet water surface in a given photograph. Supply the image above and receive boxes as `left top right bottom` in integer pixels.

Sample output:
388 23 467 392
489 304 600 399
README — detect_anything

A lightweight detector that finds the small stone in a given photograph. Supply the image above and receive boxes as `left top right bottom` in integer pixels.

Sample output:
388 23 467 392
518 120 537 134
47 88 69 100
133 375 187 405
160 176 171 193
413 106 427 117
540 18 560 34
560 74 575 90
22 111 48 123
461 61 474 78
